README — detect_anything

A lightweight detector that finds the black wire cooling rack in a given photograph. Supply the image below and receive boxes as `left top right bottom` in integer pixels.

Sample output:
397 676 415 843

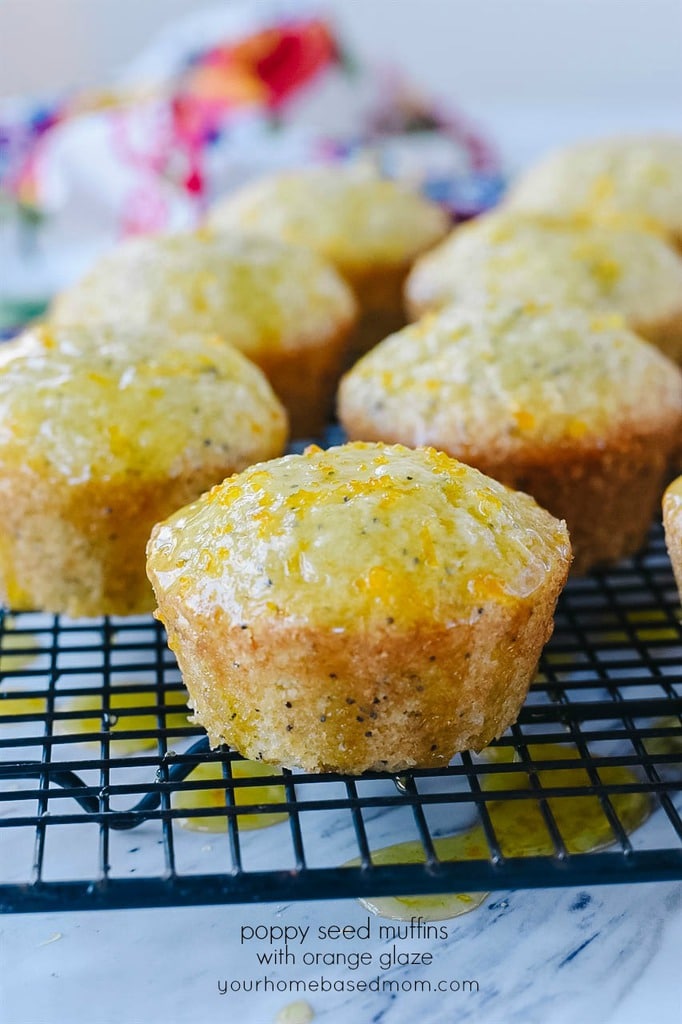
1 523 681 914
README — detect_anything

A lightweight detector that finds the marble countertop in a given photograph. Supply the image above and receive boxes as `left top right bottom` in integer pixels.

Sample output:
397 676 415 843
3 879 681 1024
2 598 680 1024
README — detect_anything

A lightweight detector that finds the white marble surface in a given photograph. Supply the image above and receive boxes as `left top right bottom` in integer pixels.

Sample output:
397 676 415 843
2 880 681 1024
2 609 682 1023
3 743 682 1024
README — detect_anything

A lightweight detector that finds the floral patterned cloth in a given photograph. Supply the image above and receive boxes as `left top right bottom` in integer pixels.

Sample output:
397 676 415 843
0 1 503 329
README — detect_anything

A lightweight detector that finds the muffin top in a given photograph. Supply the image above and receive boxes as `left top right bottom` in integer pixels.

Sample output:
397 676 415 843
51 231 357 357
0 324 287 483
504 136 682 238
405 210 682 327
339 303 682 462
147 441 571 630
206 165 450 276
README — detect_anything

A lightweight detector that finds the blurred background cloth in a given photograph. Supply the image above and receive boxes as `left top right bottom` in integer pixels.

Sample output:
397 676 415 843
0 0 680 327
0 0 504 326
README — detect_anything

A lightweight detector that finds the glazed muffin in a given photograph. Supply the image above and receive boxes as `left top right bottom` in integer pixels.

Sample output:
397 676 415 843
207 165 450 360
663 476 682 597
51 231 357 437
405 211 682 362
505 136 682 249
339 304 682 574
0 324 287 617
147 441 571 773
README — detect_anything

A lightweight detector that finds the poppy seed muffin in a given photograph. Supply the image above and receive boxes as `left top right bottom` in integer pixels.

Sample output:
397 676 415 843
504 136 682 249
0 324 287 617
405 211 682 362
339 304 682 574
207 165 450 360
51 231 357 437
146 441 571 773
663 476 682 597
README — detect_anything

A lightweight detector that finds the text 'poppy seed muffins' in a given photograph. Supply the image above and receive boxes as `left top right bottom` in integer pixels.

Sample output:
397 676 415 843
0 324 287 617
147 441 571 773
207 165 450 359
504 135 682 249
51 231 357 437
405 211 682 361
663 476 682 598
339 304 682 574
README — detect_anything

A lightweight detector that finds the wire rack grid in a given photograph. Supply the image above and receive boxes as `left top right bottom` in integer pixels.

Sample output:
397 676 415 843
0 523 681 914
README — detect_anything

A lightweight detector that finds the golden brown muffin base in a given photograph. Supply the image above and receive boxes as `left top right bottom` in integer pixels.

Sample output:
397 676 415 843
0 461 259 617
635 307 682 364
663 488 682 597
341 415 678 575
492 441 672 574
256 321 353 438
344 262 412 364
158 566 567 774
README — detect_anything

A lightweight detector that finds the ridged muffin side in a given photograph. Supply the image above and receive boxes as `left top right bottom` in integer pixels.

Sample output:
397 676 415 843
147 442 571 773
